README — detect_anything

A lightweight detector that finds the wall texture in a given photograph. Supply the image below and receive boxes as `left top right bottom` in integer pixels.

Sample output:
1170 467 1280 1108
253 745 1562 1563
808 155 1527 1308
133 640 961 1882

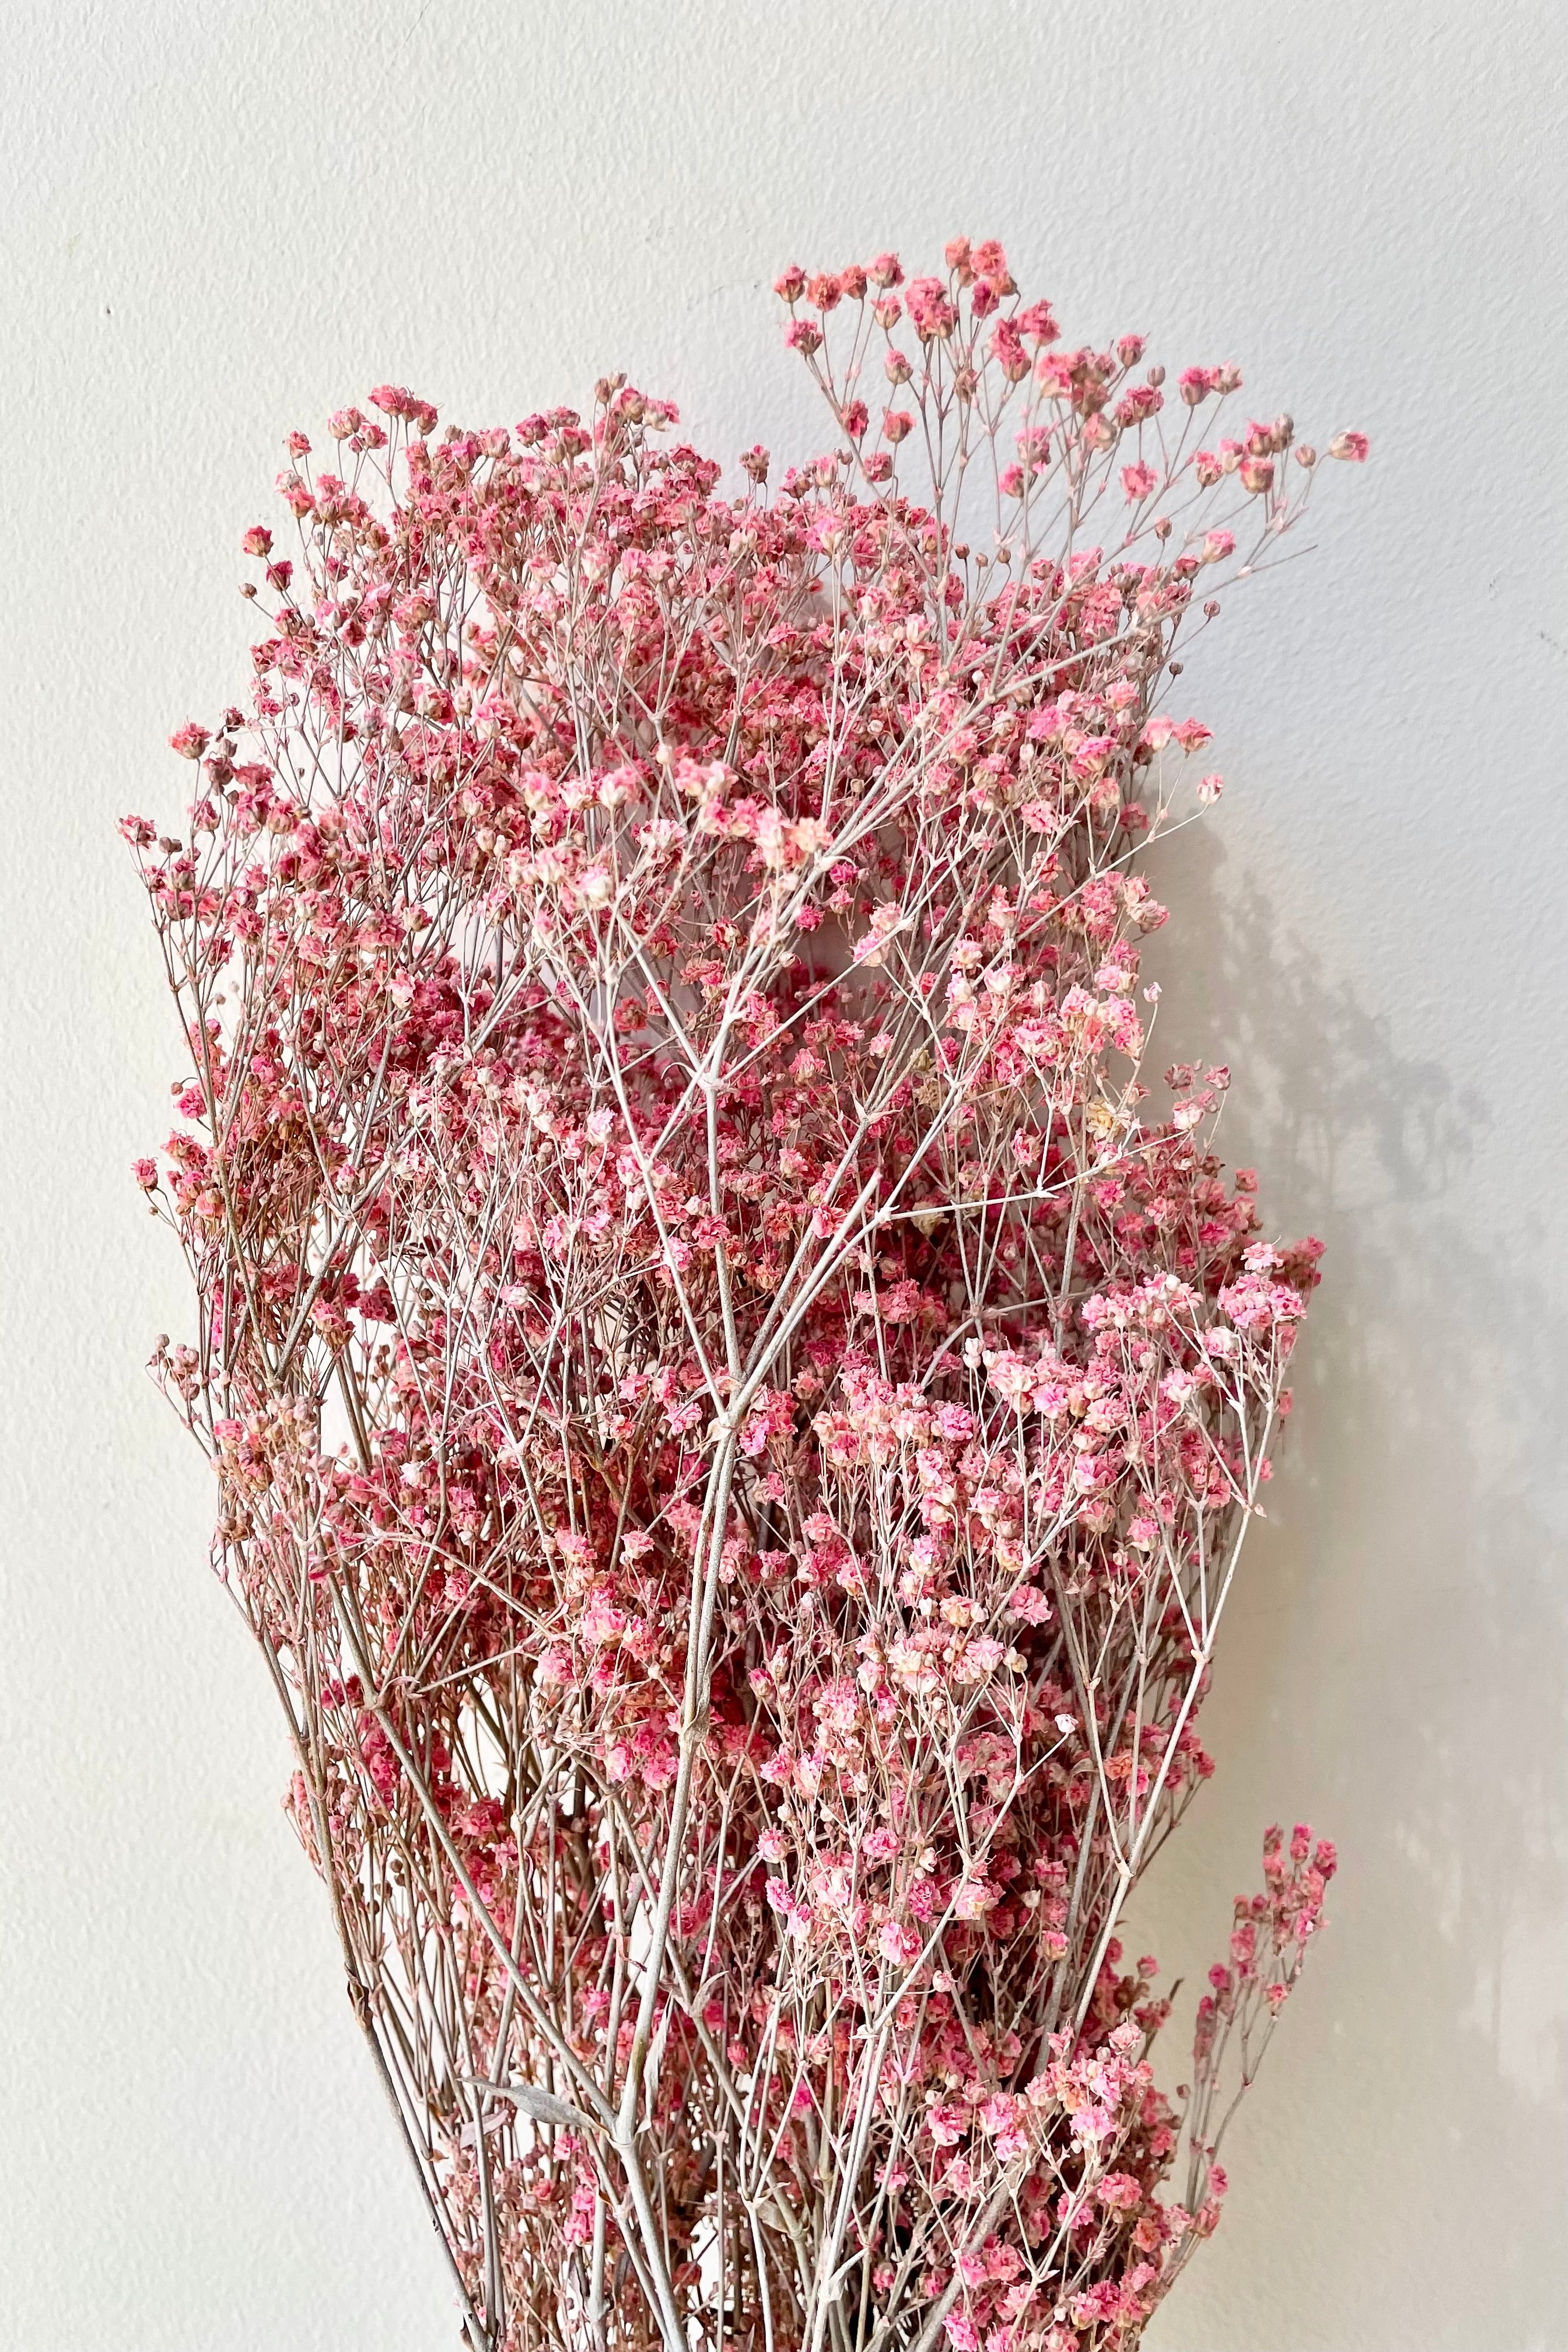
2 3 1564 2344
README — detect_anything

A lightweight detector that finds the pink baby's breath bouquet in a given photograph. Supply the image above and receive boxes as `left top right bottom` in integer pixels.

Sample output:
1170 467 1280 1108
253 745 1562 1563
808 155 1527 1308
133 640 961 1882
127 239 1360 2352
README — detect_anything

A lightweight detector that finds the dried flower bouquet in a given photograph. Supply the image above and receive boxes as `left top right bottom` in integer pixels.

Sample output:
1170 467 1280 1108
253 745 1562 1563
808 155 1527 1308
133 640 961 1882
126 237 1360 2352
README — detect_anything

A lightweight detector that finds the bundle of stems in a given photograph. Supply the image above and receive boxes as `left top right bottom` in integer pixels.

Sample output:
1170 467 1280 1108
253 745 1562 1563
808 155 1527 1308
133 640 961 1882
128 237 1355 2352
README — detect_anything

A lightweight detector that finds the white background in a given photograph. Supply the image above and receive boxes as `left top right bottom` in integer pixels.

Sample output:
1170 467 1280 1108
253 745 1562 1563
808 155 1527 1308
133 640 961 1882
3 4 1564 2345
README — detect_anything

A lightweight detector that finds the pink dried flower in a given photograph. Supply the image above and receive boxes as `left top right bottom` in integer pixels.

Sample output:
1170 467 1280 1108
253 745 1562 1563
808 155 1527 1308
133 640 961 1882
127 237 1361 2352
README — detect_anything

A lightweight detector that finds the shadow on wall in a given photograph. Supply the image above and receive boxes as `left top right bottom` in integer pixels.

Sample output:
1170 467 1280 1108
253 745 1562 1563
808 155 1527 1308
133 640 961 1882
1134 821 1568 2351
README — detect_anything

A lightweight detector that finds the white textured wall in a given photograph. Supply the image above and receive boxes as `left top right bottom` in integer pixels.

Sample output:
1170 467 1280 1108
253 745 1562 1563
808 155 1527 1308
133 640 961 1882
4 3 1564 2344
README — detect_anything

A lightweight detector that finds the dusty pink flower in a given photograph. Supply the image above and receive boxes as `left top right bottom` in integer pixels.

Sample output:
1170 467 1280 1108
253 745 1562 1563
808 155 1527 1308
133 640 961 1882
126 239 1361 2352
